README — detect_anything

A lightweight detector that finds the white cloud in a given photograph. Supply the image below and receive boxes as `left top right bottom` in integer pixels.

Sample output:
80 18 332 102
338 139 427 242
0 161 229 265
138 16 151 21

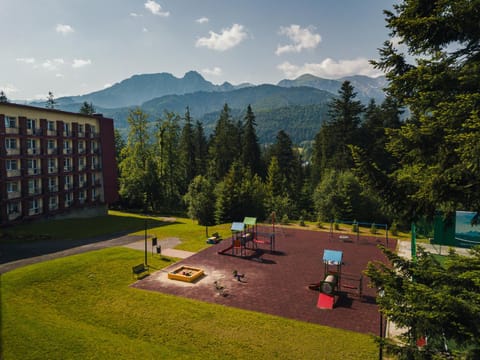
103 83 112 89
144 1 169 16
16 57 36 64
72 59 92 68
196 24 247 51
276 25 321 55
143 27 149 32
56 24 74 35
55 73 64 78
0 83 19 95
201 67 222 76
196 17 209 24
41 58 65 71
277 58 382 79
130 12 142 17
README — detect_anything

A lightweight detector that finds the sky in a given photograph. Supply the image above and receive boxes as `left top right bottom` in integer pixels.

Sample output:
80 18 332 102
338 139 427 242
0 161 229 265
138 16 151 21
0 0 397 101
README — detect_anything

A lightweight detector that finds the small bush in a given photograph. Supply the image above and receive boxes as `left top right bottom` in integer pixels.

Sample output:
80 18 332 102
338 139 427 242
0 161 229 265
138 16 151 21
299 217 306 227
334 222 340 231
390 221 398 237
370 223 377 235
281 214 290 225
352 221 358 233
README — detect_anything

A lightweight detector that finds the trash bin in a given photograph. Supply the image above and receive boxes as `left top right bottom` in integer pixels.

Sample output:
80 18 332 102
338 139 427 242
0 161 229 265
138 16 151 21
156 245 161 254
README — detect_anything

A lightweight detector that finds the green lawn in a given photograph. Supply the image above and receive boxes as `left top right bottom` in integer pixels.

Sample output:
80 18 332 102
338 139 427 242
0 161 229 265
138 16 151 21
2 247 378 359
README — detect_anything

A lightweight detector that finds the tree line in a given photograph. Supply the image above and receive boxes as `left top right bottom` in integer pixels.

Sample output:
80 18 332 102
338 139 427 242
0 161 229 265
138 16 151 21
114 81 406 227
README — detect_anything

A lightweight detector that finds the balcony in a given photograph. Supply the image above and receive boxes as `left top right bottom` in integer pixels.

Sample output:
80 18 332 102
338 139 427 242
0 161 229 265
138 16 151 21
7 191 21 199
28 208 41 216
48 167 57 174
5 127 18 134
27 148 39 155
47 147 57 155
49 203 58 210
63 148 72 155
64 184 73 191
78 131 85 137
47 129 56 136
79 198 86 204
48 186 58 193
8 211 21 221
28 188 42 196
6 148 20 156
63 131 71 137
28 168 41 176
78 148 85 154
64 166 72 172
6 170 21 177
65 200 73 207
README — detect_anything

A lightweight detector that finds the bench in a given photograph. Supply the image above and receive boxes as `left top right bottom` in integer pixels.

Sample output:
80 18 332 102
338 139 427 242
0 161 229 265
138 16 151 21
132 263 149 279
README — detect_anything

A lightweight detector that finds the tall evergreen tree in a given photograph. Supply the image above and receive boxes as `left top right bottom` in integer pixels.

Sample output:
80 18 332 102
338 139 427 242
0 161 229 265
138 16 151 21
0 91 8 103
79 101 96 115
241 105 262 176
179 107 196 192
208 103 241 181
193 120 208 176
46 91 56 109
312 81 364 181
118 108 154 209
368 0 480 220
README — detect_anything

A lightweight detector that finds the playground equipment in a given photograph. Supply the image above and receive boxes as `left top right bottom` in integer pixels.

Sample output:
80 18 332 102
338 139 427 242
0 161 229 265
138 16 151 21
206 232 223 244
218 217 276 258
329 220 389 246
316 250 342 309
309 249 363 309
168 266 204 283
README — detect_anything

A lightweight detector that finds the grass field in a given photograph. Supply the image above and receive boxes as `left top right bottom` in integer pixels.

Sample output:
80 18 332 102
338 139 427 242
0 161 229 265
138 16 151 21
1 247 378 359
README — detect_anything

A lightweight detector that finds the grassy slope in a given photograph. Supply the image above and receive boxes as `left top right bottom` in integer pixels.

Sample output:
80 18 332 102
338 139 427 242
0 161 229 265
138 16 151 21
2 247 377 359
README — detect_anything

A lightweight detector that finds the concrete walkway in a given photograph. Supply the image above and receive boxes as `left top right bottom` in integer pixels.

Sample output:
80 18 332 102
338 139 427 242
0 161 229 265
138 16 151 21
0 235 194 274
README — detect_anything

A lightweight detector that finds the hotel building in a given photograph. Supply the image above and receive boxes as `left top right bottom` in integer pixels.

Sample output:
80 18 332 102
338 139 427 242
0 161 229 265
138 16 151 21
0 102 118 226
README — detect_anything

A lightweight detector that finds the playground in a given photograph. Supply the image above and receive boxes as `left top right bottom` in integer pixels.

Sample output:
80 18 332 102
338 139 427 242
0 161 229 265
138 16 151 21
133 226 396 334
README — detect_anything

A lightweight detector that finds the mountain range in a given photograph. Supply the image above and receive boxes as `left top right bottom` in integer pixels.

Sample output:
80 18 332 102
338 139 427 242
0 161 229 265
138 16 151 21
29 71 387 143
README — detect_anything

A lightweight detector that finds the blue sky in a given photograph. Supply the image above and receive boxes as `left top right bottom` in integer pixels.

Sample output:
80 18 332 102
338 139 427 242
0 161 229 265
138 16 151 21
1 0 396 100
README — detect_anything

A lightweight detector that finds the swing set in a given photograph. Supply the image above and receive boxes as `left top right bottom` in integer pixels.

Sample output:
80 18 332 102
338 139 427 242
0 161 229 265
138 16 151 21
329 220 389 246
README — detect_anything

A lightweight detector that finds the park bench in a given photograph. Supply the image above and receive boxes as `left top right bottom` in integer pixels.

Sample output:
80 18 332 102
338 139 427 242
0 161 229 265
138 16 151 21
132 263 149 279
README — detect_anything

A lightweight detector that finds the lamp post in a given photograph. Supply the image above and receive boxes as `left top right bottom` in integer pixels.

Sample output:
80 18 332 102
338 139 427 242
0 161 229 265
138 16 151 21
144 219 148 266
378 288 385 360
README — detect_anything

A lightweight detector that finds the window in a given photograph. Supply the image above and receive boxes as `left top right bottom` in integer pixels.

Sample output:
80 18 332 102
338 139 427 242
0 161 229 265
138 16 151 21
64 122 70 135
64 175 73 189
48 158 57 173
78 157 85 170
27 138 37 149
47 121 55 131
78 140 85 153
79 190 86 201
49 196 57 209
26 118 36 130
7 182 19 193
5 138 17 149
64 157 72 171
28 179 40 194
48 177 57 192
48 139 56 149
29 199 40 214
65 192 73 206
5 116 16 128
27 158 38 170
63 140 71 154
7 202 20 215
6 159 18 171
78 124 84 135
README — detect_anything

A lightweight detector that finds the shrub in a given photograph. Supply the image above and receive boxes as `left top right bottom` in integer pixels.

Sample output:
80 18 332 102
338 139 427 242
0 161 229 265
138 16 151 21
299 217 306 227
334 222 340 231
352 220 358 233
390 221 398 237
281 214 290 225
370 223 377 234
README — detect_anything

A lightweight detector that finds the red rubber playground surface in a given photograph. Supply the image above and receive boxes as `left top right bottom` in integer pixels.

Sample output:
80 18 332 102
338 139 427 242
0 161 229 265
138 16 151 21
132 227 396 335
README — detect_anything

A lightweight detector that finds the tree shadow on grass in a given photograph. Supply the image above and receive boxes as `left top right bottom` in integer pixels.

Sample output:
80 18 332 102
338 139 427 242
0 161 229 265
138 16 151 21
0 214 177 265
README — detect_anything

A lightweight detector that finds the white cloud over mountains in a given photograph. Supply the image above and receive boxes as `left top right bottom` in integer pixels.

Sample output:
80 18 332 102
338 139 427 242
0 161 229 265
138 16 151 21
278 58 382 79
144 1 169 17
72 59 92 68
196 23 247 51
201 67 222 76
196 17 209 24
276 25 321 55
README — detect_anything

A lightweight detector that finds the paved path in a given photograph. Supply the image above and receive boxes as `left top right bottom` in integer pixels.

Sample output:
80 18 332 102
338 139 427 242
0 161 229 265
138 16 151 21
0 235 193 274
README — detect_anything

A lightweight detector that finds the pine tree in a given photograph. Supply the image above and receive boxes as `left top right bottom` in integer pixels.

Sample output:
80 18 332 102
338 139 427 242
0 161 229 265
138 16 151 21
193 120 208 176
241 105 262 176
79 101 96 115
0 91 8 103
179 107 197 192
46 91 56 109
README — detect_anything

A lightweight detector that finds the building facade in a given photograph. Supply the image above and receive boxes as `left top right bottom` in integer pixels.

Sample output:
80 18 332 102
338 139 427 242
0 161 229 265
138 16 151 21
0 103 118 226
